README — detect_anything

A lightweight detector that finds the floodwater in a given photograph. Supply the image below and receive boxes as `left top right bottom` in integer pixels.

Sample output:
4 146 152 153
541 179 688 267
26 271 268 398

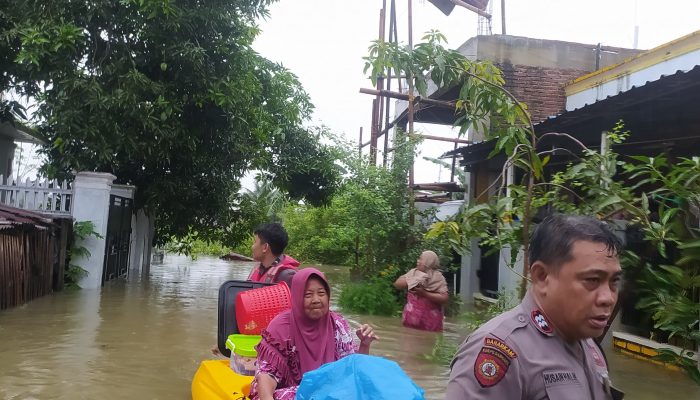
1 255 699 399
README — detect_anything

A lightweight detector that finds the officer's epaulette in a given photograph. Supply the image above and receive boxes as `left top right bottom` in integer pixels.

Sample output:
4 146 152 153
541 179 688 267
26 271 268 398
488 304 529 341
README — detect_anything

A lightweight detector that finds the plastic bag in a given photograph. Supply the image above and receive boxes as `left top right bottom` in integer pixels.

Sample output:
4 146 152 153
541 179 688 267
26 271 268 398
296 354 425 400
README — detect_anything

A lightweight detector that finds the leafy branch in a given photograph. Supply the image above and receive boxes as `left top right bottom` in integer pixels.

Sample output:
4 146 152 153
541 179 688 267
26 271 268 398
65 220 102 289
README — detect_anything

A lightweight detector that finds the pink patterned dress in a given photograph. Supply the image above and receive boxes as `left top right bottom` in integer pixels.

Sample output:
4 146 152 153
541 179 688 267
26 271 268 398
248 311 356 400
402 292 444 332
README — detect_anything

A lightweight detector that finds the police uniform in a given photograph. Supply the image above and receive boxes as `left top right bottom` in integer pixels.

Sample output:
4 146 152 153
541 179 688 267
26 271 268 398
446 292 623 399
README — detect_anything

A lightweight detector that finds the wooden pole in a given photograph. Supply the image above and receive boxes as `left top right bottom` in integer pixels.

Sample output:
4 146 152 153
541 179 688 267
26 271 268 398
370 98 378 164
407 0 415 225
417 134 471 144
394 2 402 95
1 234 5 309
370 5 386 166
383 0 397 167
359 88 456 109
377 3 386 165
358 127 363 158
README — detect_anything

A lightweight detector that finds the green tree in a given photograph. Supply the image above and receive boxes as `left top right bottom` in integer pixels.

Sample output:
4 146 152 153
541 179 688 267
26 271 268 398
242 176 288 224
365 30 539 293
280 131 429 275
366 31 700 381
263 125 343 207
2 0 338 244
0 1 28 124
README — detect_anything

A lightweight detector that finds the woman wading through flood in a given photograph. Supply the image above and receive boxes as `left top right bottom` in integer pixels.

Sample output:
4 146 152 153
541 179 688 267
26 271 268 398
394 250 449 332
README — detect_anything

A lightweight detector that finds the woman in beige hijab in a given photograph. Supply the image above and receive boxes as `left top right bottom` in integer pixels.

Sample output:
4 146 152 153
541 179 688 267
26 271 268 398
393 250 449 331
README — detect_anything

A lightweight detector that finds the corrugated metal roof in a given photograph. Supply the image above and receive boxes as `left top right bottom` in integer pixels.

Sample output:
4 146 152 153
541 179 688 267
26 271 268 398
441 65 700 165
0 122 44 145
537 65 700 133
564 29 700 95
0 204 57 228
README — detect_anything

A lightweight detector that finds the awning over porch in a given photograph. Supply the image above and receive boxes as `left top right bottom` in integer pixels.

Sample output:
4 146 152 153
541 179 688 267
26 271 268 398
443 64 700 166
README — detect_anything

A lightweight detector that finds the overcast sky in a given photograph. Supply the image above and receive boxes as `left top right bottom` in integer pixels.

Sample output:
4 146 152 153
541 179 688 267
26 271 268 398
253 0 700 184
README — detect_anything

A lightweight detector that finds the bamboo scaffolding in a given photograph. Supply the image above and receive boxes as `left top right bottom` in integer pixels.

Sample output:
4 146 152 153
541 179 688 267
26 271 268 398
359 88 456 109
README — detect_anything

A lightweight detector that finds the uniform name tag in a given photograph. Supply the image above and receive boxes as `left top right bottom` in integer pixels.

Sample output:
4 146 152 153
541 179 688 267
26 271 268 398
543 371 579 387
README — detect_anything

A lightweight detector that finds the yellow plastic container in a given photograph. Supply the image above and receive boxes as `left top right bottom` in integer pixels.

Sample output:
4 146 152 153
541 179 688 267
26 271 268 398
191 359 254 400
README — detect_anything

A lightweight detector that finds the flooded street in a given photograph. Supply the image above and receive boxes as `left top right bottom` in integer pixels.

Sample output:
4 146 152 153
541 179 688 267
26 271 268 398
1 255 699 399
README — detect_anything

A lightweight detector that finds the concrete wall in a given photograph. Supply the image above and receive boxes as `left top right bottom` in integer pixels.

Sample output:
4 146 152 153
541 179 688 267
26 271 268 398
455 35 642 124
129 208 154 279
458 35 641 71
497 244 524 303
460 239 481 303
395 35 641 126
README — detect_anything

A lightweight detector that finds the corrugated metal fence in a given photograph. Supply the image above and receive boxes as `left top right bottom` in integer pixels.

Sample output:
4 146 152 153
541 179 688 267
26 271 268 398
0 206 71 311
0 226 52 309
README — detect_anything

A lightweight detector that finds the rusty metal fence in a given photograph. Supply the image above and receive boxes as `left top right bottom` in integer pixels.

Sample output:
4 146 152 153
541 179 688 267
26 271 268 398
1 227 51 309
0 206 70 311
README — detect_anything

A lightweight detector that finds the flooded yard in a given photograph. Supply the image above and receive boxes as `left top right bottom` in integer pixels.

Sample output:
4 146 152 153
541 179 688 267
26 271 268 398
0 255 698 399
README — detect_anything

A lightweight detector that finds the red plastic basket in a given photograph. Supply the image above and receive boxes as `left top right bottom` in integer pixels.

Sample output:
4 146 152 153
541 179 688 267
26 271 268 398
235 282 292 335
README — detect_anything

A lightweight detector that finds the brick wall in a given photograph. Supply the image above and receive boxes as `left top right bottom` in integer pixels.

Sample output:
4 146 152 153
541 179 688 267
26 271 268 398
497 63 590 124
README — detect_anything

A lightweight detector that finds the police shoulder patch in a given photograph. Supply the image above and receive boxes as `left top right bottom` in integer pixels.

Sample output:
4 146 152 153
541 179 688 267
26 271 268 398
531 309 553 335
474 346 511 388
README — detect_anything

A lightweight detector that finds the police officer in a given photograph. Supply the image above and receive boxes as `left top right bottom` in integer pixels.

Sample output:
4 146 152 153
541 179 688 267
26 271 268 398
446 214 624 399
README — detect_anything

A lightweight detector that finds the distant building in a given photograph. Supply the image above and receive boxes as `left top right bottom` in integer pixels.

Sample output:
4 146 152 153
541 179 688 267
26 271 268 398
447 30 700 306
393 34 640 300
393 34 641 137
0 121 42 179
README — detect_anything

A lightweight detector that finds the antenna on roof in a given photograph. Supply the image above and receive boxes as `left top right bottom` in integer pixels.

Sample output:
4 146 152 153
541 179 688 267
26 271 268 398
477 0 493 36
633 0 639 49
501 0 505 35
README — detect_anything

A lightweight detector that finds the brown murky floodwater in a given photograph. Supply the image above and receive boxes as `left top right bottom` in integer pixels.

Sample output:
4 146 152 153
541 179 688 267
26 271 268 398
1 255 699 399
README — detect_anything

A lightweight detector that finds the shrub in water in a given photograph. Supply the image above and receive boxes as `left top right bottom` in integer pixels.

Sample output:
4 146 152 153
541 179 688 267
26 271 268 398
338 278 401 316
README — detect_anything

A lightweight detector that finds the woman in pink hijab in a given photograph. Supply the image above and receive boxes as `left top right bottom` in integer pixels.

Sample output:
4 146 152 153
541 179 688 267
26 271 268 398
249 268 378 400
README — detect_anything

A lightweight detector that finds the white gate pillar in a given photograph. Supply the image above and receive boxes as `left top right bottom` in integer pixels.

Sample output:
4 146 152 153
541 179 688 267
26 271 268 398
71 172 116 289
